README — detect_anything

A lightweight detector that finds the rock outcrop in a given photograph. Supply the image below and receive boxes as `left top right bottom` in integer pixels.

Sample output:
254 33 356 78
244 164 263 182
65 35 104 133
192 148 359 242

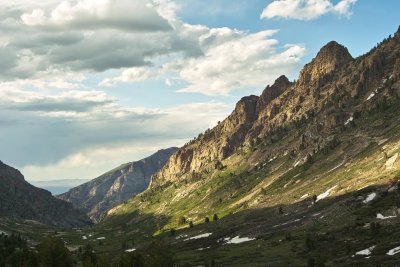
150 33 400 187
58 147 178 222
0 161 91 227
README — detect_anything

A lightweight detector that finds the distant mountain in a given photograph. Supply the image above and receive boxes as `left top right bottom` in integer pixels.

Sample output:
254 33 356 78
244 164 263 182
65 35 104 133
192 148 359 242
58 147 178 222
0 161 91 227
30 179 91 195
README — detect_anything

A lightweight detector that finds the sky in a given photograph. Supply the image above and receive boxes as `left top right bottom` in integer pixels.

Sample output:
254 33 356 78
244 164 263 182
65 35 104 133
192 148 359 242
0 0 399 185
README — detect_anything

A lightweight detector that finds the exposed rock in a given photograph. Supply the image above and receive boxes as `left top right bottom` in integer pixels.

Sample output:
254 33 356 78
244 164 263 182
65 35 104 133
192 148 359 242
58 147 178 222
299 41 353 85
148 30 400 189
0 161 91 227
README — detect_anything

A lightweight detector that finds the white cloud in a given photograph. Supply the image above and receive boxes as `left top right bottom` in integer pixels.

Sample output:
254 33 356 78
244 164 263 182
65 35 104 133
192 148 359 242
0 86 230 171
260 0 357 21
99 67 156 87
21 0 172 32
176 29 306 95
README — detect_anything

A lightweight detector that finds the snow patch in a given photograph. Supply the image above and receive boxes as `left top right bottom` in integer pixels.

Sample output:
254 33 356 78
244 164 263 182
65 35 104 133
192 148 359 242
96 237 106 240
377 213 396 220
300 193 309 199
0 230 8 236
344 116 353 126
316 186 337 202
185 233 212 241
196 246 210 251
175 234 188 240
125 248 136 253
268 156 277 163
82 236 87 240
363 193 376 203
366 92 375 101
387 246 400 256
224 236 255 244
353 246 375 257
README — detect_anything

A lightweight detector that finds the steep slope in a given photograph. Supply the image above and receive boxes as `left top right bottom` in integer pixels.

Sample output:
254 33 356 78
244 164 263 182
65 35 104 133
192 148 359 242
58 147 178 222
0 161 91 227
94 28 400 266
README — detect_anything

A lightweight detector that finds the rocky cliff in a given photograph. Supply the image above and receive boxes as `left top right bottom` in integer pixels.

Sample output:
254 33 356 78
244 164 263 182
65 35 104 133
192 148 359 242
0 161 91 227
151 29 400 187
58 147 178 221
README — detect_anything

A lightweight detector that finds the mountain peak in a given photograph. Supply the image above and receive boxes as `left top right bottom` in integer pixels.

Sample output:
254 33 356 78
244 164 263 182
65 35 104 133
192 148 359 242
257 75 291 113
299 40 353 84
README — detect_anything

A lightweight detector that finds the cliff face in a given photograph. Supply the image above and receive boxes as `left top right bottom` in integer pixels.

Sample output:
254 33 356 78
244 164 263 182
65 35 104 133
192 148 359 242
58 147 177 222
151 31 400 187
0 161 91 227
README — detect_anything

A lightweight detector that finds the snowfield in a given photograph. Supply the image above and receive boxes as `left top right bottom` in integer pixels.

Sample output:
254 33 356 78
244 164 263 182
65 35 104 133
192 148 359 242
316 185 337 202
353 246 375 257
185 233 212 241
376 213 396 220
224 236 255 244
387 246 400 256
363 192 376 203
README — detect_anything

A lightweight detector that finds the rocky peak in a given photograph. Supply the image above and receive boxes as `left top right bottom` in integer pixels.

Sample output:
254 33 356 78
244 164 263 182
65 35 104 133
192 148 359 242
299 41 353 84
257 75 292 113
231 95 259 124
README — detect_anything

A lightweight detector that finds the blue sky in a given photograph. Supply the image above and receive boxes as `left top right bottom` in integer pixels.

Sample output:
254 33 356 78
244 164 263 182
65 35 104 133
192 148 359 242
0 0 399 184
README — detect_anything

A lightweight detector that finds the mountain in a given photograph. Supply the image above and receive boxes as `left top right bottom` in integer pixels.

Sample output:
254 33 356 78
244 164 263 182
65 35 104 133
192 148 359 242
0 161 91 227
58 147 178 222
30 179 91 195
99 28 400 266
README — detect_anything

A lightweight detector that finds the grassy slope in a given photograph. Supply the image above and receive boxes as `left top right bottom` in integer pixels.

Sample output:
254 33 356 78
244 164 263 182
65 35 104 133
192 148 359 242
60 99 399 266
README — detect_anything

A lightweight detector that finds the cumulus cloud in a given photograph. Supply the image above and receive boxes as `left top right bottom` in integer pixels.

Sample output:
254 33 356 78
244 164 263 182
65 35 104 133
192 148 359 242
99 67 156 87
261 0 357 21
175 29 306 95
20 0 172 32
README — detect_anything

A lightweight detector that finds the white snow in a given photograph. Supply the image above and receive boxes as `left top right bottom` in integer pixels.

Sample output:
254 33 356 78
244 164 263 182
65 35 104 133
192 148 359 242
0 230 8 236
175 234 188 240
125 248 136 253
377 213 396 220
344 116 354 126
196 247 210 251
185 233 212 241
96 237 106 240
82 236 87 240
300 193 309 199
224 236 255 244
387 246 400 256
268 156 277 163
363 193 376 203
293 160 301 167
316 185 337 202
353 246 375 257
366 92 375 101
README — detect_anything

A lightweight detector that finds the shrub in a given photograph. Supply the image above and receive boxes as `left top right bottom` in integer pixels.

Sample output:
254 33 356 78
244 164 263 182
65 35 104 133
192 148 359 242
178 216 186 225
213 214 219 221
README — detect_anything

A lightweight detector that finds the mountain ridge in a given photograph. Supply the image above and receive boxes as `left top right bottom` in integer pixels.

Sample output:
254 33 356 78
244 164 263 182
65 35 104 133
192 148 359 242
0 161 91 227
58 147 178 222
